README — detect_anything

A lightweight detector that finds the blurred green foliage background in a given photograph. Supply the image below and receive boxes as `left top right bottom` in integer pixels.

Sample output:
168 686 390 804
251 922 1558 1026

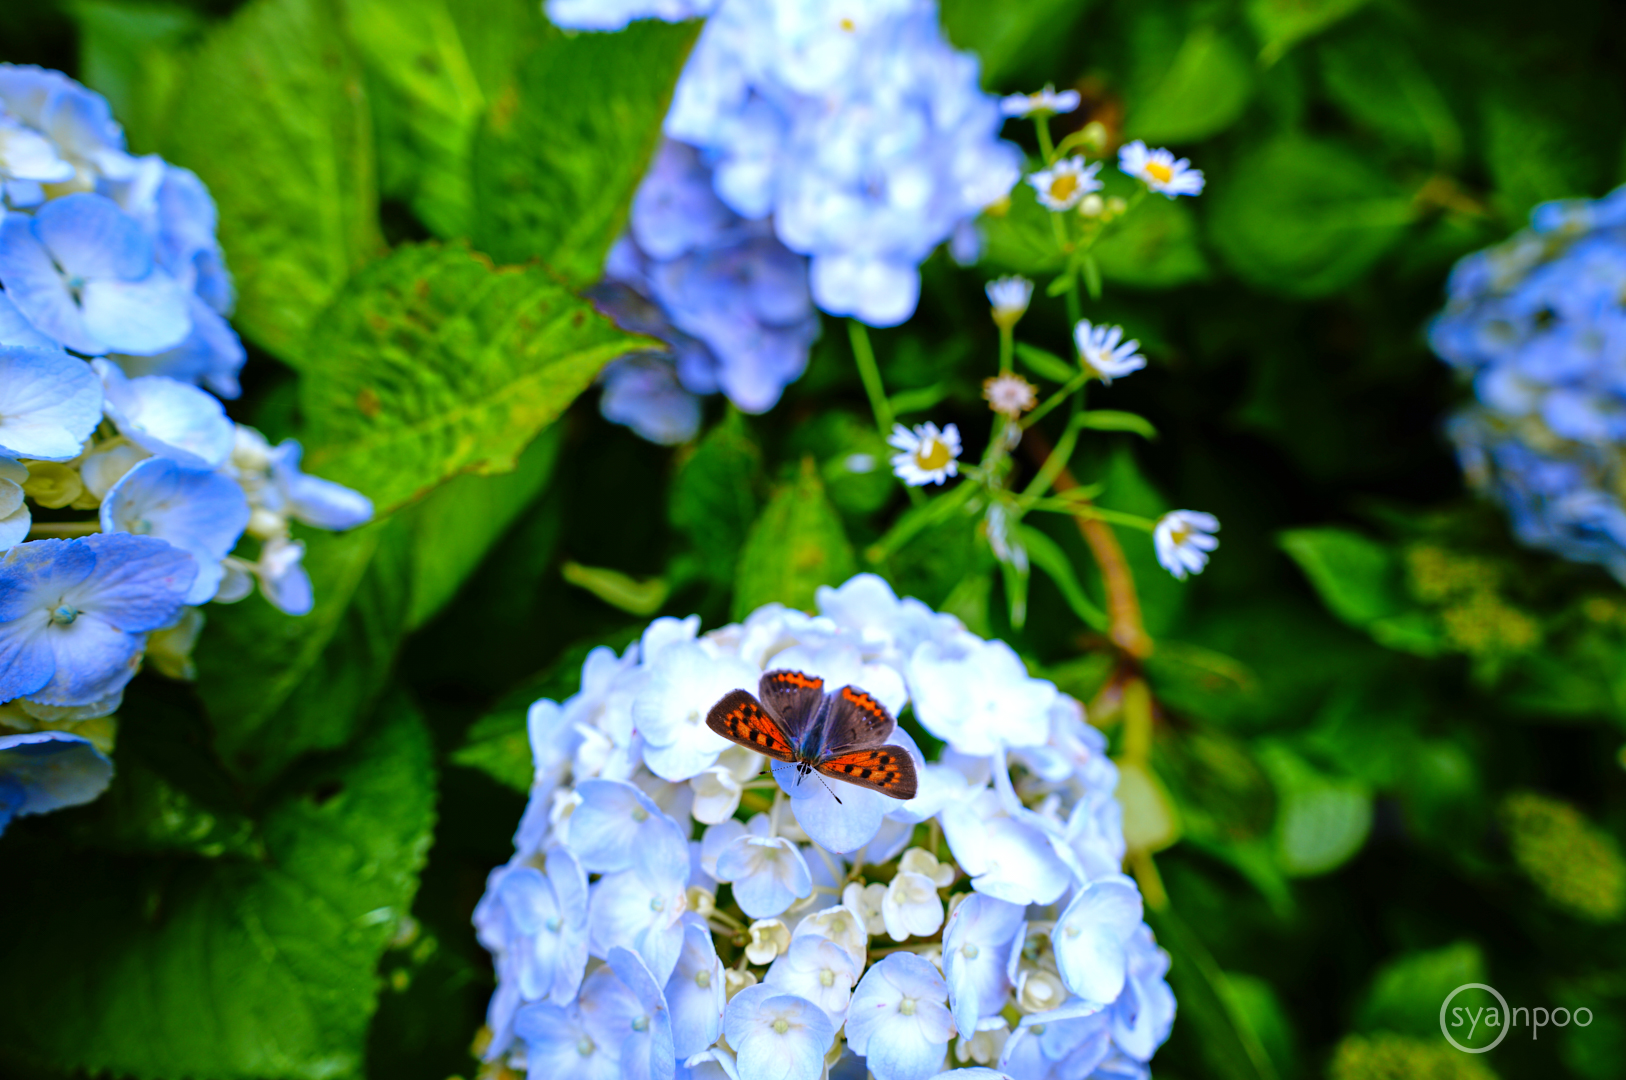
2 0 1624 1078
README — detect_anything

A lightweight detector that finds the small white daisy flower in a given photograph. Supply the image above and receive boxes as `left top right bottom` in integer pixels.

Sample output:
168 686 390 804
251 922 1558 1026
888 422 962 486
1074 319 1146 383
1000 84 1082 118
982 373 1037 418
1154 510 1220 580
1026 156 1102 211
985 275 1033 330
1118 140 1205 198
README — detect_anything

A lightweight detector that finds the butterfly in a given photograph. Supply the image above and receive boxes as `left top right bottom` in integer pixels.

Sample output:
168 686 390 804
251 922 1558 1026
706 669 919 803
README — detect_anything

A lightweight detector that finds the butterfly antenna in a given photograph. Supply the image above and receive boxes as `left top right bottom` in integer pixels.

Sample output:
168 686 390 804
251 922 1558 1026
812 770 842 805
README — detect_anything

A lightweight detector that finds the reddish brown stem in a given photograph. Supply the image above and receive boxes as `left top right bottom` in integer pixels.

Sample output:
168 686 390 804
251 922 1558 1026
1023 427 1153 659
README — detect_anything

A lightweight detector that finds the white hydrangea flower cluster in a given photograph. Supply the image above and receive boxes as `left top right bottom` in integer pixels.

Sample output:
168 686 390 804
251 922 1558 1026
474 574 1174 1080
550 0 1022 330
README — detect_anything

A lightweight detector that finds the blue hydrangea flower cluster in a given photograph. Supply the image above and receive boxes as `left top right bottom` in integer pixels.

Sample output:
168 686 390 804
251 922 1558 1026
0 65 373 834
475 574 1174 1080
1430 184 1626 580
551 0 1023 444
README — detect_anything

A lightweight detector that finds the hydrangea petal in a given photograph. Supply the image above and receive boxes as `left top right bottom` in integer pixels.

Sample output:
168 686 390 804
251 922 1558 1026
101 457 249 604
0 345 101 461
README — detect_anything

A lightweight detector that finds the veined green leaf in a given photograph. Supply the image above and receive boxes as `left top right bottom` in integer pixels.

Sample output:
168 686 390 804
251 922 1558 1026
470 19 698 284
161 0 382 361
300 241 652 515
0 703 436 1080
734 458 857 620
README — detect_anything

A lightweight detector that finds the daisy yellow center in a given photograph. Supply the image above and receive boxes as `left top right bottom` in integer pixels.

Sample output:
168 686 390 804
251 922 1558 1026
915 439 952 471
1145 161 1174 184
1049 174 1079 202
839 16 855 30
1170 526 1191 545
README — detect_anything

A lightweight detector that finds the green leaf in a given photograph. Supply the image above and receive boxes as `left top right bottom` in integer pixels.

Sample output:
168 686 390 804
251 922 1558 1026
938 0 1088 85
1093 191 1210 289
0 702 436 1080
562 561 671 616
1018 523 1109 631
70 0 205 152
670 410 764 587
733 458 857 620
402 424 562 629
1355 942 1486 1037
1318 30 1461 164
300 241 650 515
1016 342 1078 382
1207 135 1414 296
1146 906 1280 1080
1246 0 1370 64
1278 527 1408 627
1126 25 1253 144
1482 94 1602 223
1258 742 1373 876
161 0 382 360
1077 409 1158 440
470 19 698 284
196 520 412 785
979 183 1068 276
344 0 540 237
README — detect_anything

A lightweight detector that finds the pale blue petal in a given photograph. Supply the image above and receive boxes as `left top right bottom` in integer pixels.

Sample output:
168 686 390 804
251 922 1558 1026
80 272 190 356
942 893 1023 1035
666 920 725 1057
0 345 100 461
724 986 833 1080
0 502 30 552
112 294 244 398
101 457 249 604
0 290 58 349
0 210 99 353
514 1001 623 1080
33 192 150 281
0 539 93 699
785 778 887 854
1052 877 1143 1005
544 846 592 1001
271 440 374 530
0 730 111 831
68 532 196 632
570 777 673 873
96 362 234 468
607 947 677 1080
259 551 312 614
36 610 145 705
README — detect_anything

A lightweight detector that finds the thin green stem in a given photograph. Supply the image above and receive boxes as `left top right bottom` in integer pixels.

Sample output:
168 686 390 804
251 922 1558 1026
998 325 1014 375
849 320 893 436
1023 410 1086 502
1035 115 1055 162
864 479 979 562
1023 372 1091 430
1024 500 1159 530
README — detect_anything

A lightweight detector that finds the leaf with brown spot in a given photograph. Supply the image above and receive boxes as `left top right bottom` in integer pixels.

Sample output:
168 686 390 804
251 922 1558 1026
300 241 652 514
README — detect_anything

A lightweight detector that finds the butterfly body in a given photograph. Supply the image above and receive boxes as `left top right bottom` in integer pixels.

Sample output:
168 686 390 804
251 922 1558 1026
706 670 919 801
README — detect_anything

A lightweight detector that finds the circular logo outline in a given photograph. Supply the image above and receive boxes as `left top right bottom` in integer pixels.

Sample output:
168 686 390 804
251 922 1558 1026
1440 982 1510 1053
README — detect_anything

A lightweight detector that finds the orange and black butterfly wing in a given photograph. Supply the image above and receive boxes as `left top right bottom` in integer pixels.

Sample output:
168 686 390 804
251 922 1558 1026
759 670 826 741
814 744 919 800
820 685 897 754
706 689 797 762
